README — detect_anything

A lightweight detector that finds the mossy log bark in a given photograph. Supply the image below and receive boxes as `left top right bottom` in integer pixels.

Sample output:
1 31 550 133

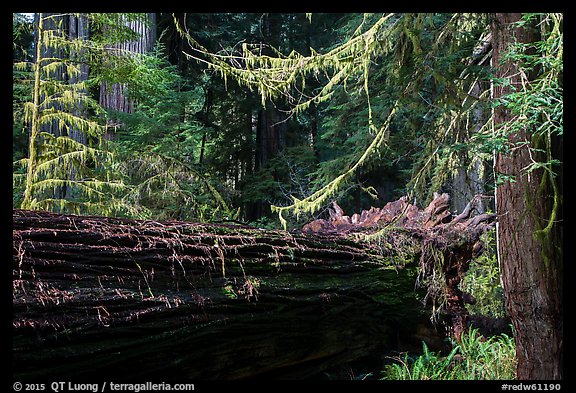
13 194 495 380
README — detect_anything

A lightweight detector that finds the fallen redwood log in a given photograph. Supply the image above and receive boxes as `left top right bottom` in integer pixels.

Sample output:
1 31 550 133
12 193 495 380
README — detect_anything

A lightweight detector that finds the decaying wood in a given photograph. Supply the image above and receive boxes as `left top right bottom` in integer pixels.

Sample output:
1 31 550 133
13 193 495 380
303 192 494 236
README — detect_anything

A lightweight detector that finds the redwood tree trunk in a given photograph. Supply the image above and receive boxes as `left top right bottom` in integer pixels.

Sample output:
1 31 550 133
12 209 427 380
100 13 156 140
13 194 495 380
491 13 563 380
249 13 287 221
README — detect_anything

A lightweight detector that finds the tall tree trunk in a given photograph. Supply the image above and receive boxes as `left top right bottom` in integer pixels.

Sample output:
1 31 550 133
449 32 492 215
491 13 563 380
99 13 157 140
67 14 90 145
160 13 188 74
250 13 287 220
198 85 214 165
255 14 286 169
450 78 489 214
305 17 321 162
255 107 286 171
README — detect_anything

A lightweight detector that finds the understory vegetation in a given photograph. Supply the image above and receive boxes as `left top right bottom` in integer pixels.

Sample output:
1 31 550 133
388 228 512 380
372 230 513 380
13 12 562 380
381 327 516 380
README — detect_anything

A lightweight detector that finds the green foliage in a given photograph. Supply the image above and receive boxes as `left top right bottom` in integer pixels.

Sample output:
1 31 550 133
13 14 559 378
239 145 319 227
461 230 507 318
397 14 493 205
174 13 499 227
490 13 562 174
89 13 149 45
168 13 332 224
88 13 154 88
14 13 231 221
13 13 35 58
16 133 128 216
175 14 398 227
13 12 562 236
109 48 205 158
118 152 234 221
15 13 129 215
95 38 182 107
105 41 235 221
382 327 517 380
383 342 460 380
13 14 35 207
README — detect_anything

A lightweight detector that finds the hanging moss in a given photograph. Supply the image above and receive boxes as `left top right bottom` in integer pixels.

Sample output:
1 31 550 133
18 13 130 216
172 13 498 227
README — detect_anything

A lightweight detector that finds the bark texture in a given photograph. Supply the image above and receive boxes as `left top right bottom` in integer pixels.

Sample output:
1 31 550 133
13 194 495 380
491 13 563 380
99 13 156 139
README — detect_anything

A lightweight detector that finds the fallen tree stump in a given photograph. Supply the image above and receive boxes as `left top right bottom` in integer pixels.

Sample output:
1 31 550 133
13 193 495 380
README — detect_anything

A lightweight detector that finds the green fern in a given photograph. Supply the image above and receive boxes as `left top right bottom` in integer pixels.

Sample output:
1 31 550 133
382 327 516 380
